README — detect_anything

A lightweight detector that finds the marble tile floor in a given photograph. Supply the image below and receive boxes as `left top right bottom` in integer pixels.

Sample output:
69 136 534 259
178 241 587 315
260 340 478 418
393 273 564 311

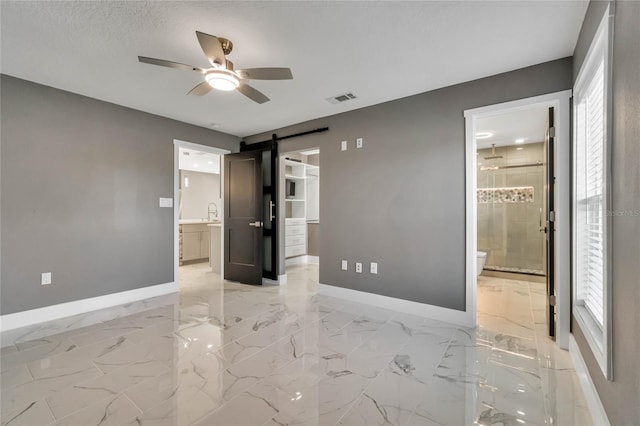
0 263 592 426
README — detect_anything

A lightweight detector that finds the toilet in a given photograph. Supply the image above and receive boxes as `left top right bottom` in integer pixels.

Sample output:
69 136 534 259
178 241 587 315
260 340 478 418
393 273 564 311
477 251 487 276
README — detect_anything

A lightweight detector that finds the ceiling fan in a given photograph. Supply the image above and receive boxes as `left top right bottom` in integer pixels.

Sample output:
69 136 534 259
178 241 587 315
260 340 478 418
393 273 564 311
138 31 293 104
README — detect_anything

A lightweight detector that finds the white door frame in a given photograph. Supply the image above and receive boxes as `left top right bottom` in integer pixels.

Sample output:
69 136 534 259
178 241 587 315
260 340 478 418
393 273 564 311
173 140 231 287
463 90 572 349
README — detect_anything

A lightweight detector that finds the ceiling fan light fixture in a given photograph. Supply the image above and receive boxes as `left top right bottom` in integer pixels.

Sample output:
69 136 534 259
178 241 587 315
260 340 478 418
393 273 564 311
205 70 239 91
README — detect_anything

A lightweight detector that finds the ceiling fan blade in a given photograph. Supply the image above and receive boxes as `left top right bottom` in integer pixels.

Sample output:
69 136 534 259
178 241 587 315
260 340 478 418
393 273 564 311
195 31 226 67
236 68 293 80
236 83 270 104
187 81 213 96
138 56 204 73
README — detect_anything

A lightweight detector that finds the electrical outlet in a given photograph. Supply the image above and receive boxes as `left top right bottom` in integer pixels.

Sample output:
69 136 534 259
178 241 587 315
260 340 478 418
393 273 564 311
370 262 378 274
41 272 52 285
355 262 362 273
356 137 363 148
341 140 348 151
341 260 348 271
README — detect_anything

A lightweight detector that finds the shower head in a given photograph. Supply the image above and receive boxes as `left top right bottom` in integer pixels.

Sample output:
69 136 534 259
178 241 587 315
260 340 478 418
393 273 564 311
484 144 503 160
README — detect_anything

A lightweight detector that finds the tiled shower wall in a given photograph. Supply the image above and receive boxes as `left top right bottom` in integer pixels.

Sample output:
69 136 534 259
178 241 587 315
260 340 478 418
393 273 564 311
477 143 546 275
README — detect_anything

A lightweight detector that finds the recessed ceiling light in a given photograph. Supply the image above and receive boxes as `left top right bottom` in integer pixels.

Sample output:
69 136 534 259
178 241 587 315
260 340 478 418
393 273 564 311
208 161 214 164
476 132 493 139
515 138 525 144
193 164 199 167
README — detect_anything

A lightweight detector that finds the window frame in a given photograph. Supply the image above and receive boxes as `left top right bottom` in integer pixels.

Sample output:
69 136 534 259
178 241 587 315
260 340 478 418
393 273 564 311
572 4 613 380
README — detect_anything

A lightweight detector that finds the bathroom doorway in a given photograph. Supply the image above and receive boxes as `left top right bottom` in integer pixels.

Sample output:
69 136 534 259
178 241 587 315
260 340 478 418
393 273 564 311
464 91 572 348
475 106 552 339
173 140 230 289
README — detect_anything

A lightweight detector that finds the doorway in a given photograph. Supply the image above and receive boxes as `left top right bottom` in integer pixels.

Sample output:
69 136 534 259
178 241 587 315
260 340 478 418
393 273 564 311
475 106 554 346
173 140 230 289
281 148 320 280
464 91 571 349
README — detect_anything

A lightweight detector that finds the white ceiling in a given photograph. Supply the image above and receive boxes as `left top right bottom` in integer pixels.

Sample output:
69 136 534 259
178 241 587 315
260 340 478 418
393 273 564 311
476 106 549 149
179 148 220 174
0 1 588 137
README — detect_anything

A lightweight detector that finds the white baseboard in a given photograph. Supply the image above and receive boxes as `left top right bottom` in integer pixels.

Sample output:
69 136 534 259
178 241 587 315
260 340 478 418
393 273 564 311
285 255 319 266
0 282 177 332
318 283 473 328
285 255 307 266
569 335 610 426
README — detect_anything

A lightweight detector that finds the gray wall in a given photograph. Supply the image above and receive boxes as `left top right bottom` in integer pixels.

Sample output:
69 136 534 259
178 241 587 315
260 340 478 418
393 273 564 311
307 223 319 257
0 75 239 315
571 1 640 424
246 57 573 311
477 143 545 274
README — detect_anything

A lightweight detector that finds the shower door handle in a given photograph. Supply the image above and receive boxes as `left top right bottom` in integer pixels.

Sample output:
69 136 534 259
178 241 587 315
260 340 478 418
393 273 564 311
269 201 275 221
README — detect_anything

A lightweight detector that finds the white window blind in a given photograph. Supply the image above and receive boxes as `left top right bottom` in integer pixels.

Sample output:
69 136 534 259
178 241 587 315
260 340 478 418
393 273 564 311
576 59 606 328
573 4 611 379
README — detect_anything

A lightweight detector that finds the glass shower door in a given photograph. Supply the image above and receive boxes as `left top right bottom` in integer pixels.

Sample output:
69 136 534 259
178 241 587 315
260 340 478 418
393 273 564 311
477 144 546 276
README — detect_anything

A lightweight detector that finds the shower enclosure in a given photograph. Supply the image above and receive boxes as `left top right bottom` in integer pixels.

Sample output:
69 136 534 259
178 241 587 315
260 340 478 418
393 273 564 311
477 143 546 275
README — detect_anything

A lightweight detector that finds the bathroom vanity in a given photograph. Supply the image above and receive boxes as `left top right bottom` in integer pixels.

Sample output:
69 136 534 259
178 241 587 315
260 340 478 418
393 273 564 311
179 222 210 264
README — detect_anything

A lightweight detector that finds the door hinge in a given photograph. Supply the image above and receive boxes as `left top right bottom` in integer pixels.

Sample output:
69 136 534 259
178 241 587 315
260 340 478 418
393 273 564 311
549 127 556 138
549 295 557 306
549 211 556 222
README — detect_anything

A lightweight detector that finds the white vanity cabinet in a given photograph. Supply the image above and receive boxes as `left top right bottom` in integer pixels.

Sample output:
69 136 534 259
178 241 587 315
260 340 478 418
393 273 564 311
180 223 210 263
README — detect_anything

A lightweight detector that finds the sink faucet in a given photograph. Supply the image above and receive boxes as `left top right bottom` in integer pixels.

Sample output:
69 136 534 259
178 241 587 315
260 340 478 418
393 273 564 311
207 202 218 221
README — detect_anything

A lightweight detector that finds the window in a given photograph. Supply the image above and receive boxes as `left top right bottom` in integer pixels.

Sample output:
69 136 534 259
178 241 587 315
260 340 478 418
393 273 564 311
573 6 612 379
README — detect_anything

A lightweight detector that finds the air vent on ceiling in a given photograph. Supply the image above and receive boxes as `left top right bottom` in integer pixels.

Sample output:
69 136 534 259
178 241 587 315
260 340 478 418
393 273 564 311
326 92 357 104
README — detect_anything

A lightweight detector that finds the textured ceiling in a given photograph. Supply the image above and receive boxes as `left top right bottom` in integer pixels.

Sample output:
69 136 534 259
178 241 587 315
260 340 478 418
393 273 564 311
0 1 588 137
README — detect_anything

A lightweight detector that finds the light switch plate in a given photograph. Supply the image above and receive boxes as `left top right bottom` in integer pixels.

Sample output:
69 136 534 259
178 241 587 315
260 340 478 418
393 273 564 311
41 272 52 285
355 262 362 273
341 260 348 271
341 140 348 151
356 138 363 148
159 198 173 208
370 262 378 274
